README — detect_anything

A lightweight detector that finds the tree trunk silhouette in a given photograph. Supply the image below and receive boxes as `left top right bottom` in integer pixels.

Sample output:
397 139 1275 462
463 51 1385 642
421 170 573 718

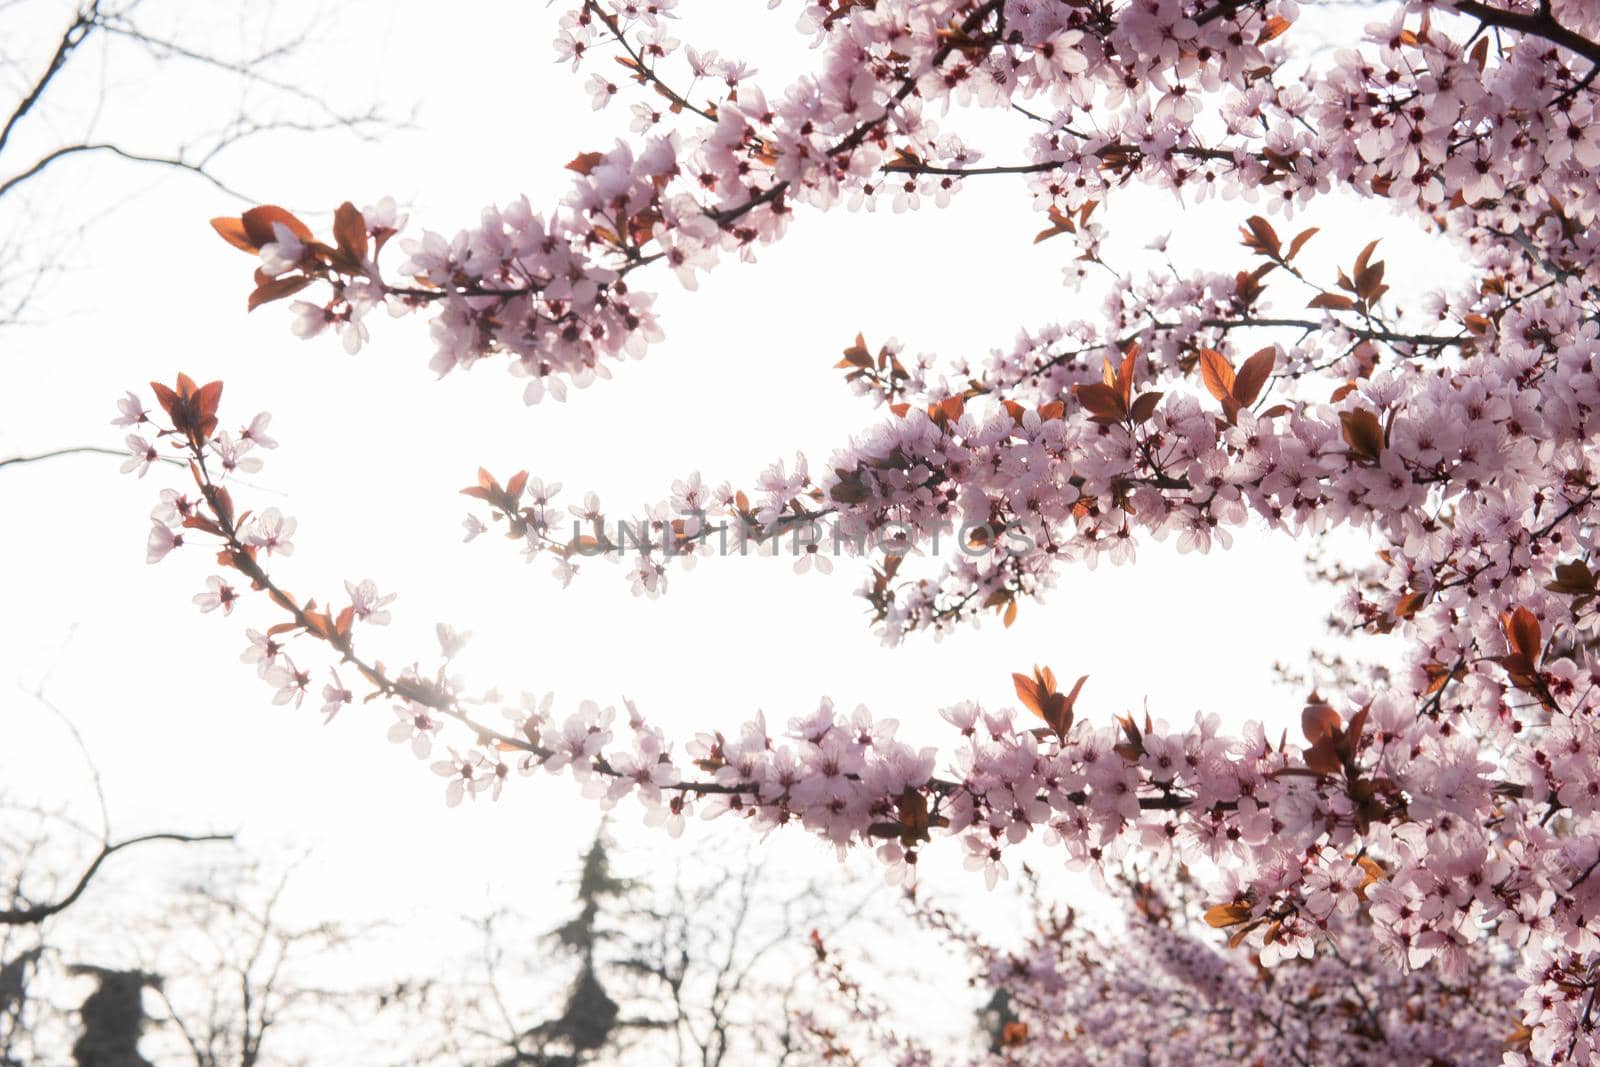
68 967 157 1067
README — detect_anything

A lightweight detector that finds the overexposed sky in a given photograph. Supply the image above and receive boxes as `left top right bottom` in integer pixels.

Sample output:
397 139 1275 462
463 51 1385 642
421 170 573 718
0 0 1453 1030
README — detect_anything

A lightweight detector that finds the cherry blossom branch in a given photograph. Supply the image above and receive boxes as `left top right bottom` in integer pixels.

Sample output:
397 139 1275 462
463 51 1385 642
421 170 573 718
1452 0 1600 66
581 0 719 123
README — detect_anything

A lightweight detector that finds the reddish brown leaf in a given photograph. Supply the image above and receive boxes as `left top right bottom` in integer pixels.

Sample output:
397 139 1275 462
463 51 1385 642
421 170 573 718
1240 215 1280 258
1303 740 1344 776
1232 347 1276 407
1257 15 1292 43
829 475 870 504
1032 205 1075 244
1354 258 1387 305
1204 901 1254 928
194 380 223 435
182 515 223 537
838 333 873 369
1394 590 1427 620
1073 382 1127 423
1012 667 1085 738
1469 35 1489 72
1197 348 1236 404
1286 226 1319 261
150 381 181 421
1116 345 1139 408
152 373 223 446
1546 560 1596 597
1129 391 1163 423
210 216 257 253
240 206 312 250
247 274 311 311
1339 409 1384 461
1227 920 1263 949
1502 607 1542 666
1346 703 1372 749
1353 238 1381 277
1301 702 1342 745
1356 855 1386 899
333 201 369 263
1308 293 1357 311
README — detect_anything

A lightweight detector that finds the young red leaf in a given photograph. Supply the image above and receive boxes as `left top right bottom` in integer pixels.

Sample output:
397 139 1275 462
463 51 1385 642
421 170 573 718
1286 226 1319 261
1301 702 1342 746
1353 238 1381 278
1204 901 1253 928
247 275 311 311
1197 349 1236 404
211 216 258 253
1303 740 1344 776
1114 345 1138 406
332 201 369 263
1339 410 1384 461
1257 15 1292 43
1394 591 1427 620
1546 560 1596 597
1502 607 1542 667
1129 391 1163 424
240 205 312 249
1073 382 1128 423
1232 347 1276 408
1239 216 1280 258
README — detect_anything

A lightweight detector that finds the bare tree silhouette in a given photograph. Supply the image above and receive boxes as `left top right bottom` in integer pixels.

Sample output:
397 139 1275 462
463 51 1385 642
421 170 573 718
0 0 394 328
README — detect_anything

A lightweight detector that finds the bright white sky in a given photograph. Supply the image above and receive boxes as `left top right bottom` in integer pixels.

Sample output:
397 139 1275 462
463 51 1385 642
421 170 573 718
0 0 1453 1050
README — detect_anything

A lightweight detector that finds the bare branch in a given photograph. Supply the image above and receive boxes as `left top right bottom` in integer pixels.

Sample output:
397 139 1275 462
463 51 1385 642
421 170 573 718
0 3 100 158
0 445 183 472
0 832 233 927
0 141 253 203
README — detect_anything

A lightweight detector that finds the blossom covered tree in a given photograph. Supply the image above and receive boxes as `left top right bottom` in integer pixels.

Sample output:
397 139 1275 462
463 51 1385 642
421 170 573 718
806 867 1526 1064
122 0 1600 1060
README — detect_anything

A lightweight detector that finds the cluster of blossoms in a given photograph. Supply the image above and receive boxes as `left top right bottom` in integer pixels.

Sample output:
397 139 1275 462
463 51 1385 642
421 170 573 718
152 0 1600 1059
803 875 1524 1065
